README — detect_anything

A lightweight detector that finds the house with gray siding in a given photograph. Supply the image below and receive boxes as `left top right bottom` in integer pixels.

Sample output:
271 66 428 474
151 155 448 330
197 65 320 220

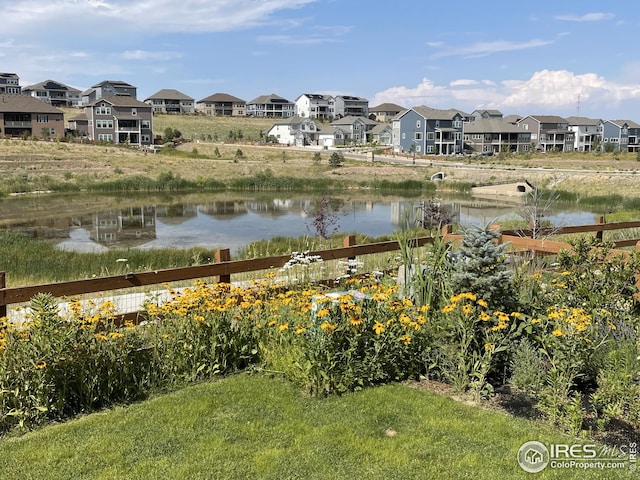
82 80 138 105
144 89 194 114
368 123 393 146
392 106 466 155
516 115 573 152
470 109 503 122
566 116 601 152
22 80 81 107
464 119 531 154
0 73 21 94
71 95 153 146
333 95 368 118
330 115 377 145
246 94 294 118
597 119 634 152
617 120 640 152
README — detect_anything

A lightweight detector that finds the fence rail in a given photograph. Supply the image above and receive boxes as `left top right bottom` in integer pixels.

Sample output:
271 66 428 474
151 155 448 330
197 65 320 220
2 219 640 318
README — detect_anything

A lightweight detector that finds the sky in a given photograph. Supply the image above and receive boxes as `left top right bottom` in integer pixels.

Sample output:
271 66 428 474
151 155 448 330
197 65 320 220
3 0 640 120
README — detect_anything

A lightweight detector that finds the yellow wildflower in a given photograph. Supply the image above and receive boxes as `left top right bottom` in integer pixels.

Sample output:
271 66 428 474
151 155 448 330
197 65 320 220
316 308 330 318
278 323 289 331
350 317 364 326
552 328 566 337
484 343 495 353
462 304 473 316
35 360 47 370
477 299 488 308
400 334 411 345
480 312 490 321
373 322 385 335
441 304 455 314
320 322 338 334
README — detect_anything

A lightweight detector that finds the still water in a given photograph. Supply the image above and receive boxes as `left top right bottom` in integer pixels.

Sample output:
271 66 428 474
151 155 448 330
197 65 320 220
0 193 600 254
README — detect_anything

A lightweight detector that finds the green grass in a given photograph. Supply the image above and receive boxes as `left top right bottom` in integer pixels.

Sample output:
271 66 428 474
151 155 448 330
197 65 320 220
0 373 630 480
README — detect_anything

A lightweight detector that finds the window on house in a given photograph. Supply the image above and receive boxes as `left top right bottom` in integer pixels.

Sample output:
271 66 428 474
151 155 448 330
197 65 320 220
427 132 435 140
131 108 137 116
36 115 49 123
414 132 422 140
453 120 462 128
435 121 440 128
426 145 434 153
416 120 421 128
141 120 150 129
95 106 111 115
402 132 406 139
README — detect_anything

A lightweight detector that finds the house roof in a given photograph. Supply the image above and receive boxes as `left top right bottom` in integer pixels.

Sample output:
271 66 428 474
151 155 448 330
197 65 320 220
0 94 64 114
565 116 601 126
503 114 522 123
464 119 527 134
91 80 136 89
89 95 150 108
69 112 88 121
610 119 640 129
472 109 503 116
331 115 377 126
334 95 368 102
197 92 245 104
247 93 292 104
412 105 469 120
522 115 568 124
317 126 347 136
144 89 193 101
0 73 19 79
296 93 333 101
369 102 405 113
370 124 392 134
23 80 81 93
269 115 310 126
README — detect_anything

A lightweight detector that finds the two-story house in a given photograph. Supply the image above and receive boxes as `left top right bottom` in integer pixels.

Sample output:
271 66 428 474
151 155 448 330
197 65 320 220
517 115 573 152
246 94 295 118
464 119 531 154
0 94 64 139
566 116 601 152
82 80 137 105
469 109 503 122
621 120 640 152
295 94 334 120
330 116 377 145
144 89 195 114
596 119 640 152
69 95 153 146
368 103 405 122
0 73 21 95
393 106 466 155
333 95 368 118
22 80 81 107
265 116 318 146
196 93 246 116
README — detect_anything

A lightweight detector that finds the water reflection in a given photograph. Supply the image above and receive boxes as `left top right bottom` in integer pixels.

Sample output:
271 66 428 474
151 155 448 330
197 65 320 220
0 195 600 254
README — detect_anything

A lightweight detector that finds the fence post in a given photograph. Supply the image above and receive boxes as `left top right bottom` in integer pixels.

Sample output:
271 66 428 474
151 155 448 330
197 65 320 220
0 271 5 319
596 215 605 243
215 248 231 284
441 224 453 242
344 234 357 276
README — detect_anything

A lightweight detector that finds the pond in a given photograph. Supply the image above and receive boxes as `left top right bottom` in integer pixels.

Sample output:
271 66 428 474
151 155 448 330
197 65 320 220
0 192 602 254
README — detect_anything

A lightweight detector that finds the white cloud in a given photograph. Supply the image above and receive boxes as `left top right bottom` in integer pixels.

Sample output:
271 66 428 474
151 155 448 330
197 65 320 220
372 69 640 117
122 50 183 61
1 0 319 34
450 79 478 87
555 12 615 22
430 38 555 59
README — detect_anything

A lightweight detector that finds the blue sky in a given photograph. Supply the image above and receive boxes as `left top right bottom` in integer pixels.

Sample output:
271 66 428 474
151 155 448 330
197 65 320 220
4 0 640 120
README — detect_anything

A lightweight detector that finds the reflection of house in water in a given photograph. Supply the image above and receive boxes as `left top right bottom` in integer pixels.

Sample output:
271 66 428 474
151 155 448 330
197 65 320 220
90 206 156 246
155 204 198 224
246 198 309 217
391 201 461 227
199 201 248 218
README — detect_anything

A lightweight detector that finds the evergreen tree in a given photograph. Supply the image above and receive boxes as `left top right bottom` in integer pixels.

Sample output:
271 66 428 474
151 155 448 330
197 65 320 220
451 224 516 311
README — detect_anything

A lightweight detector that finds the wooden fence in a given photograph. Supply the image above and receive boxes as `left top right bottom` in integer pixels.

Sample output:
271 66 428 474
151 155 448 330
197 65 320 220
2 219 640 319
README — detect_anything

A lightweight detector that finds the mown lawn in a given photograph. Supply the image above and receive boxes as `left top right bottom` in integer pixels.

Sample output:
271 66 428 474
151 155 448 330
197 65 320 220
0 374 632 480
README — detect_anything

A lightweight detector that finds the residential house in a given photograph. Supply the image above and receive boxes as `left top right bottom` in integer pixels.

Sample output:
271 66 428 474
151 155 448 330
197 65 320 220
0 94 64 139
317 126 347 148
596 119 640 152
469 109 503 122
22 80 81 107
69 95 153 146
333 95 368 118
392 106 466 155
463 119 532 154
0 73 21 94
295 94 334 120
265 116 318 146
516 115 573 152
330 115 377 145
246 94 294 118
196 93 246 116
82 80 137 105
368 123 393 146
368 103 404 122
566 116 601 152
144 89 194 114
